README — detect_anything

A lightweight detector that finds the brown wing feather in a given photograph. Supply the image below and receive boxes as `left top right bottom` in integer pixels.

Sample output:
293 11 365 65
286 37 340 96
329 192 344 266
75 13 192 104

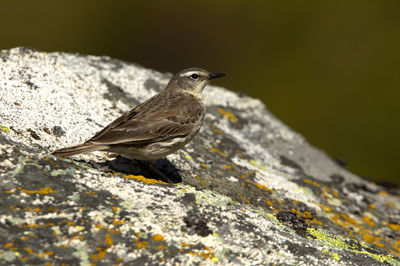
87 90 204 145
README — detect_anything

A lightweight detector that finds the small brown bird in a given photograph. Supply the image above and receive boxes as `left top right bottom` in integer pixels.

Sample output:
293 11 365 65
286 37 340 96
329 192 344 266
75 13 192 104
52 68 225 165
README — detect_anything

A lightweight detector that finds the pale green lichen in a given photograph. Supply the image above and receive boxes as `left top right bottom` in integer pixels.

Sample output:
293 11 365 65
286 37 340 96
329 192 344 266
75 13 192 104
307 228 350 250
75 226 85 231
72 242 90 266
249 160 268 172
308 228 400 265
0 125 10 132
177 185 234 208
3 251 16 261
50 168 75 177
321 249 340 261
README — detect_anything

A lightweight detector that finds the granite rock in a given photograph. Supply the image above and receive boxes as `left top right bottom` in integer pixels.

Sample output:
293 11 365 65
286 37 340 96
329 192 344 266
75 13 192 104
0 47 399 265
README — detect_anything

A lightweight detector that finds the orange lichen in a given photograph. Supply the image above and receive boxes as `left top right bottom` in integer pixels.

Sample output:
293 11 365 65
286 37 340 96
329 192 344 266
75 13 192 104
302 211 313 220
24 247 53 258
187 250 215 260
113 219 126 225
71 235 84 241
341 213 359 225
64 220 76 226
201 163 208 168
265 199 274 206
388 224 400 230
213 128 223 134
105 234 113 246
363 234 375 243
20 186 56 194
311 218 323 225
223 165 233 170
152 234 165 242
362 216 375 227
218 108 238 123
136 241 149 249
4 243 13 248
122 174 168 185
107 228 121 234
256 183 273 192
210 148 227 157
23 224 40 228
319 204 333 213
94 224 102 229
91 235 114 261
378 191 389 197
91 247 107 261
181 242 191 247
322 186 331 192
304 179 321 187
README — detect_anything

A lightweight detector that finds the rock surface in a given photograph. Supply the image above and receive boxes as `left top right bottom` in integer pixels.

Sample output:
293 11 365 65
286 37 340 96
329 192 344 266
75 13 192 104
0 47 399 265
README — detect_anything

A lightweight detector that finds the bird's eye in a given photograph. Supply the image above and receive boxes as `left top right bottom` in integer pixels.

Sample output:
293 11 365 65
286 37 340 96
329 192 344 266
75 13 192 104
191 74 199 80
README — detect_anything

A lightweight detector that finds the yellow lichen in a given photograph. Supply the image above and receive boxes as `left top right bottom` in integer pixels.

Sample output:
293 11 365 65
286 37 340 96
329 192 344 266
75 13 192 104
308 228 399 265
0 125 10 132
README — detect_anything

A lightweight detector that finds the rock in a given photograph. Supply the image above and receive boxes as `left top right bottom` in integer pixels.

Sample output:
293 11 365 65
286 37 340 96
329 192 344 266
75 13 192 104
0 47 399 265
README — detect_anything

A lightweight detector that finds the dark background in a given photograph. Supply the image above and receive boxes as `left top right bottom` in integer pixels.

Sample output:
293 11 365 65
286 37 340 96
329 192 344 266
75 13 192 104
1 1 399 185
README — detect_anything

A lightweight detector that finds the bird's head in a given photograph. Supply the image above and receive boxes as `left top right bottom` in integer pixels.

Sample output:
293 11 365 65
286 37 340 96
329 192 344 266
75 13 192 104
166 67 226 97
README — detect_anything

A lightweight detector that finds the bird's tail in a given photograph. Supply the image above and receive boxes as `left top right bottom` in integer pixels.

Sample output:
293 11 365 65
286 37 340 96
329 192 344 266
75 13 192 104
51 142 108 157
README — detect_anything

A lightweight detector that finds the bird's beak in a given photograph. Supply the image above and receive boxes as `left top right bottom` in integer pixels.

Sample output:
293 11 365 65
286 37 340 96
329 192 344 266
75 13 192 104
208 72 227 80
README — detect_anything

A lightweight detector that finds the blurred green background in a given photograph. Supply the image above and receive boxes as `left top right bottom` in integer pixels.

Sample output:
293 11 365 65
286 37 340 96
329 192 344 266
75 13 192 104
1 1 399 185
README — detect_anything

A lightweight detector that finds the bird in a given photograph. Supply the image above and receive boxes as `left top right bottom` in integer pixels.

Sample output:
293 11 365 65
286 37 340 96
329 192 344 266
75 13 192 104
52 67 226 181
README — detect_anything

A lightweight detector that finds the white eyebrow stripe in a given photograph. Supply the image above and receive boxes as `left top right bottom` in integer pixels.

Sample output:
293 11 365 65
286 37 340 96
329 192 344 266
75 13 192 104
180 71 199 77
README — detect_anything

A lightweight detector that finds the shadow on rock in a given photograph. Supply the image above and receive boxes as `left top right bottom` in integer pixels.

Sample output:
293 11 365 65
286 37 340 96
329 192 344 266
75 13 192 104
89 156 182 183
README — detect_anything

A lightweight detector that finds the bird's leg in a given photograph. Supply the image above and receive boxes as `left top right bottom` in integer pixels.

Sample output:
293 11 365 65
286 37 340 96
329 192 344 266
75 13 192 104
137 160 175 184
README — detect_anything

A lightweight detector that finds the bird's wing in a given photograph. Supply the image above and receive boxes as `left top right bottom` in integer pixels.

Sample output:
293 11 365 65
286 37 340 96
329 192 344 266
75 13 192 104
87 90 204 145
